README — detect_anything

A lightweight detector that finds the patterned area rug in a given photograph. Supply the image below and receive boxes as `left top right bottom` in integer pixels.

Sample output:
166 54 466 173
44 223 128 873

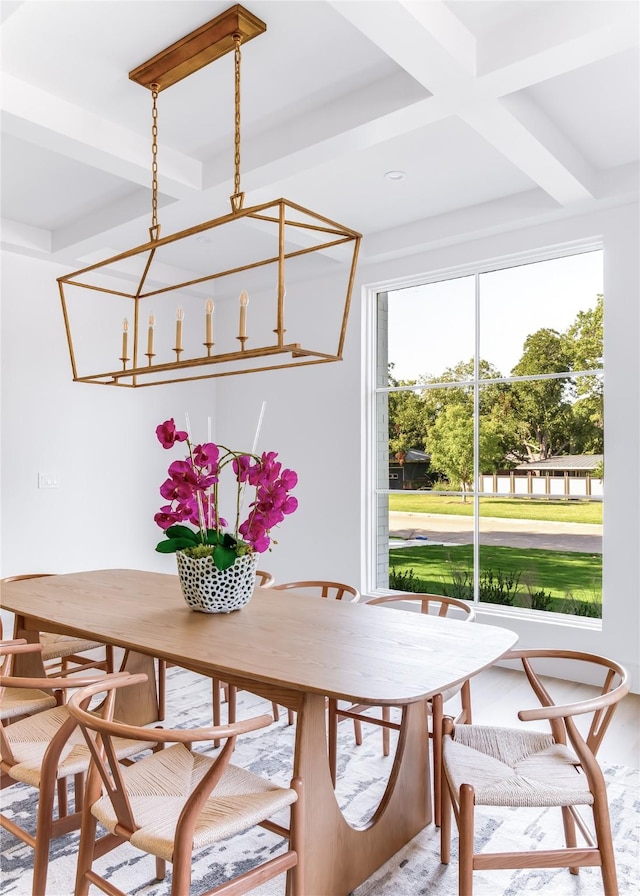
1 666 638 896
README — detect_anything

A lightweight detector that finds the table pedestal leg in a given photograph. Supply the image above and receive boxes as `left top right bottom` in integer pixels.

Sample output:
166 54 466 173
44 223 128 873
113 650 159 725
290 693 430 896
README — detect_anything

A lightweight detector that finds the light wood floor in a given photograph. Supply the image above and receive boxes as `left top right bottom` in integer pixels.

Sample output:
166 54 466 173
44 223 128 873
468 665 640 768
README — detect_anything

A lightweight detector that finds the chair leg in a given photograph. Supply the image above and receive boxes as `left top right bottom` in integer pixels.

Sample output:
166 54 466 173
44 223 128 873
591 796 619 896
171 843 193 896
561 805 579 874
157 659 166 722
155 857 167 881
105 644 115 674
74 804 99 896
271 701 281 722
440 767 452 864
74 773 85 814
228 684 237 723
431 693 444 827
212 678 222 748
459 784 475 896
32 778 57 896
460 679 472 724
57 777 68 817
328 699 338 787
353 718 363 746
382 706 390 756
287 708 295 725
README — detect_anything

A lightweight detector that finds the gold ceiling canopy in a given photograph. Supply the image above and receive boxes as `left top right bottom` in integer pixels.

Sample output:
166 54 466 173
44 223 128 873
58 4 361 387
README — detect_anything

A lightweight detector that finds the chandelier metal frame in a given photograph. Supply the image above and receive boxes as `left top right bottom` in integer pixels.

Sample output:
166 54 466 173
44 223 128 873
57 4 361 387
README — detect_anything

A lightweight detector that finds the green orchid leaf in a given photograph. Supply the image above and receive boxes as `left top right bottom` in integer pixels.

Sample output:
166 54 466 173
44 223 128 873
212 544 238 570
165 525 198 543
155 537 197 553
222 532 238 550
205 529 222 545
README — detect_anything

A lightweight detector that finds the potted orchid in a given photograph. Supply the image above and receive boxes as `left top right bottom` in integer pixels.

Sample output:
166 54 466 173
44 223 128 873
154 418 298 612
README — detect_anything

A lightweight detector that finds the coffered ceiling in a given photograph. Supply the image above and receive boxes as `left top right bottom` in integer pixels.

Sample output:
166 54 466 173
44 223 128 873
1 1 638 269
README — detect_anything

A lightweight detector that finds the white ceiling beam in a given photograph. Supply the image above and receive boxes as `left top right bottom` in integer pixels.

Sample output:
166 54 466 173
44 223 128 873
460 97 594 205
51 189 177 254
398 0 477 75
330 0 605 205
1 74 202 199
327 0 471 89
500 93 597 197
0 217 51 256
479 1 640 85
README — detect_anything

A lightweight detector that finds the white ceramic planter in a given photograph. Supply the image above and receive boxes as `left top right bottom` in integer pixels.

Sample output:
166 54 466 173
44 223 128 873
176 550 259 613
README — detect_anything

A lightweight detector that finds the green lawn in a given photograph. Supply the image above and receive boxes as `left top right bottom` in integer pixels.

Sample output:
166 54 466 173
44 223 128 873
389 544 602 612
389 493 602 525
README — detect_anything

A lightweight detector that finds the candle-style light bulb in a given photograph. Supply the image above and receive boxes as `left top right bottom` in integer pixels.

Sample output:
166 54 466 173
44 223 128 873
175 306 184 352
239 291 248 339
205 299 214 344
121 318 129 359
147 314 155 355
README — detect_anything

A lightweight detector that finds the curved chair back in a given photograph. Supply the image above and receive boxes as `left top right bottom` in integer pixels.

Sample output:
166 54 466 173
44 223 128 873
255 570 275 588
367 592 474 621
272 580 360 602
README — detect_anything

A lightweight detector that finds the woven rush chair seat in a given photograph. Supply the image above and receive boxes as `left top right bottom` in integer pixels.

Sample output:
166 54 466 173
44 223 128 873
91 742 297 861
443 725 592 808
1 686 57 721
3 703 154 789
39 632 107 660
440 648 630 896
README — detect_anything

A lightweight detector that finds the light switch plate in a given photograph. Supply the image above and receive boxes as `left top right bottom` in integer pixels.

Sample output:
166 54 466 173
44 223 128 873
38 472 61 489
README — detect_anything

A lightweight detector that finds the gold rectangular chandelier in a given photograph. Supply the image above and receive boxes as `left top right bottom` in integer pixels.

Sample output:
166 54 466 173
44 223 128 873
57 5 361 387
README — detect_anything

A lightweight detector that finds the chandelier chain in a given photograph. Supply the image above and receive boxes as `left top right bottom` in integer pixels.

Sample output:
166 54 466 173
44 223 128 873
232 33 243 208
151 83 159 233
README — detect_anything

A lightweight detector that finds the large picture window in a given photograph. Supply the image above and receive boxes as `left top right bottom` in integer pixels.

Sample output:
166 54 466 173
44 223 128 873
373 247 604 617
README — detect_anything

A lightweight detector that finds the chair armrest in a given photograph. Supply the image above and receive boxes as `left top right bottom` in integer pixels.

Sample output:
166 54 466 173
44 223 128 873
518 683 630 723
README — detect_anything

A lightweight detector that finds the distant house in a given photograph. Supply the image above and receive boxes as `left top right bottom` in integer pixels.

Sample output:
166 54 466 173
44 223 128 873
388 448 431 490
480 454 603 499
514 454 603 476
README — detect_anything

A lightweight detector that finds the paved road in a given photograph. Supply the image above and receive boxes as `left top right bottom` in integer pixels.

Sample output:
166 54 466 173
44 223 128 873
389 511 602 554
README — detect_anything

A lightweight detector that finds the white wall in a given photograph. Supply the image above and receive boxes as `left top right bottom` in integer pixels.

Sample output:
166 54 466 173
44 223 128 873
2 202 638 689
0 252 218 583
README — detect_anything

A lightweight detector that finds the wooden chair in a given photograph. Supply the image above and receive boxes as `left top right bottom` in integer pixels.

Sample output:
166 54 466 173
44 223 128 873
67 673 300 896
2 575 114 686
271 581 361 731
0 646 151 896
440 648 629 896
329 592 474 821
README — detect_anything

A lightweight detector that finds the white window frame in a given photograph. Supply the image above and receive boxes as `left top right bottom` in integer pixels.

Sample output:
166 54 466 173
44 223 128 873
362 238 604 624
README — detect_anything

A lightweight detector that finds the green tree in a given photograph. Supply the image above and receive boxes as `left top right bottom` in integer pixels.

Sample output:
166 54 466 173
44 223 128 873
387 365 429 458
566 294 604 453
510 329 574 460
426 404 505 500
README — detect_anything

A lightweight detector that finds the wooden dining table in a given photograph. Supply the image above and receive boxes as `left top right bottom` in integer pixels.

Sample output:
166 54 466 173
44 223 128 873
2 569 518 896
